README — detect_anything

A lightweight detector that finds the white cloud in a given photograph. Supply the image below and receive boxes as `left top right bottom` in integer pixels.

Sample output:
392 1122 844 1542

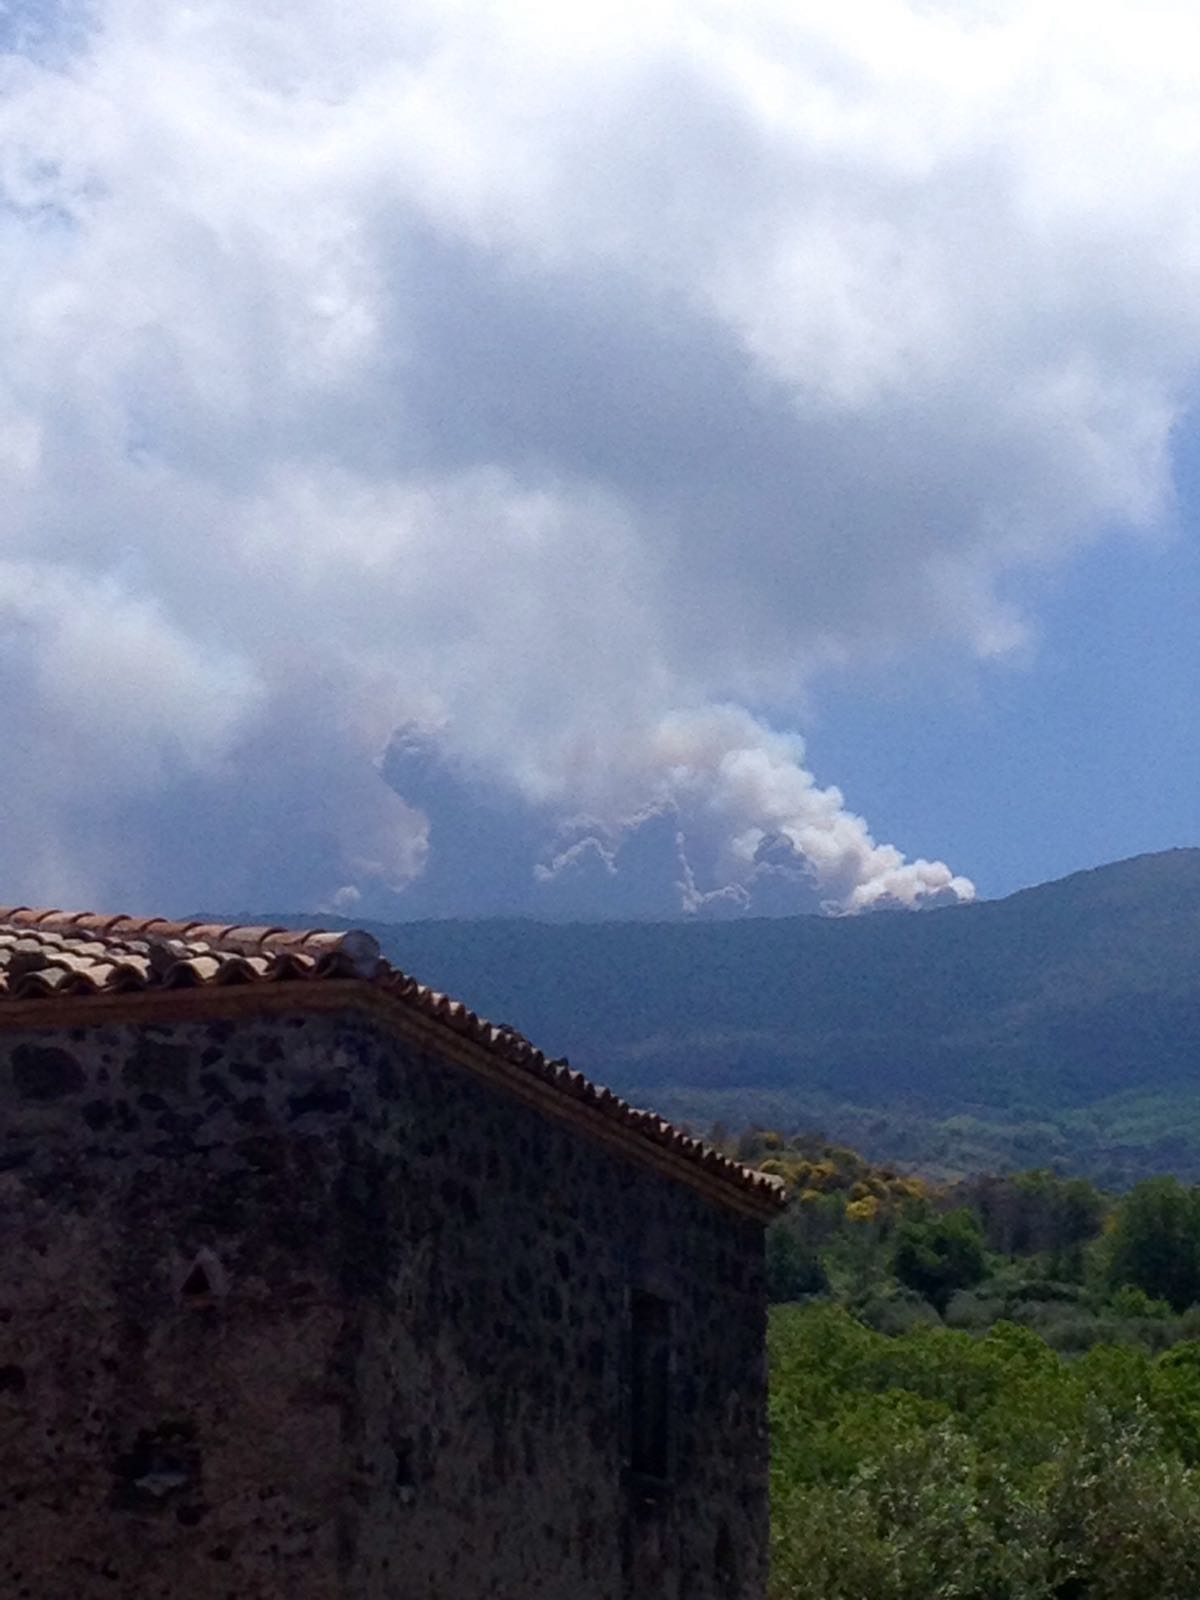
0 0 1197 912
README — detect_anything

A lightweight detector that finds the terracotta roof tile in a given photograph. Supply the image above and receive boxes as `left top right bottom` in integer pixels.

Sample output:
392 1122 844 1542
0 907 783 1213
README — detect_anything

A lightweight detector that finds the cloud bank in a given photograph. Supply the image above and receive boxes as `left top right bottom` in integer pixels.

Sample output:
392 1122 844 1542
0 0 1197 915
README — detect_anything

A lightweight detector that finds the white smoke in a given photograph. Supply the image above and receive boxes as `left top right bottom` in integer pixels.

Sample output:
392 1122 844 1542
653 709 973 913
0 1 1196 913
533 708 973 913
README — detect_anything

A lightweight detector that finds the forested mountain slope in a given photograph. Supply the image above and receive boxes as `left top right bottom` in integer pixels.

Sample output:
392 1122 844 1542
250 849 1200 1180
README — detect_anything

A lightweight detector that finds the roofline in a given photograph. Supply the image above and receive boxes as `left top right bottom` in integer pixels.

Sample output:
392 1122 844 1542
0 906 383 975
0 978 784 1221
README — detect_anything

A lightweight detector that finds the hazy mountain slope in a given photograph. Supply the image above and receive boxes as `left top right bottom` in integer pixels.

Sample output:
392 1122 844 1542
248 848 1200 1179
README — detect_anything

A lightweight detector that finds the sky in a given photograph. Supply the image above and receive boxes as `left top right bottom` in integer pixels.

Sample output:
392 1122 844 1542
0 0 1198 920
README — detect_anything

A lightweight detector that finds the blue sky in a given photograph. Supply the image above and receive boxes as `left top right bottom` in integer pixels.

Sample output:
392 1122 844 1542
0 1 1198 919
803 498 1200 900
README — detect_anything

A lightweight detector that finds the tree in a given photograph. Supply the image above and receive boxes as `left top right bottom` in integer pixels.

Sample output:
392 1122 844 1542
893 1208 987 1313
766 1220 829 1302
964 1170 1105 1267
1108 1178 1200 1312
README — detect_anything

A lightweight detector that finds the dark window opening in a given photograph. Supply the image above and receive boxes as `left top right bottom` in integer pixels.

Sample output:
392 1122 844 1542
629 1291 671 1483
180 1262 213 1297
178 1250 226 1302
715 1521 738 1597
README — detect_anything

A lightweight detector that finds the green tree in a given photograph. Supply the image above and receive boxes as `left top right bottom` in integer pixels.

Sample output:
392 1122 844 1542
893 1208 987 1313
965 1169 1105 1269
769 1305 1200 1600
766 1220 829 1302
1109 1178 1200 1311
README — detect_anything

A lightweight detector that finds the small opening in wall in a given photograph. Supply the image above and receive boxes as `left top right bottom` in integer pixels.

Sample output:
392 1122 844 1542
629 1291 671 1485
177 1249 227 1302
393 1438 417 1505
181 1263 212 1297
715 1521 738 1597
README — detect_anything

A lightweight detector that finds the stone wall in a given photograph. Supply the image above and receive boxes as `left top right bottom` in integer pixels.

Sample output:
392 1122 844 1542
0 1005 768 1599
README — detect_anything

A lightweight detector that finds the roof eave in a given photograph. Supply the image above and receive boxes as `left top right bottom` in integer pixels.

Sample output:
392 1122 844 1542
0 978 785 1221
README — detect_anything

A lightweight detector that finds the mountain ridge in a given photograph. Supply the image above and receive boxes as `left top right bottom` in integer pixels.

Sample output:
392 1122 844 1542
229 846 1200 1181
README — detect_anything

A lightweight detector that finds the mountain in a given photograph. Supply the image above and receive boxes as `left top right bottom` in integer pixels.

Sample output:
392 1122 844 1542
247 849 1200 1182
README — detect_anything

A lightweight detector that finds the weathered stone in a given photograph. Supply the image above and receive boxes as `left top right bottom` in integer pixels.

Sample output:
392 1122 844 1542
0 1010 768 1599
123 1038 190 1096
81 1099 113 1130
12 1044 85 1100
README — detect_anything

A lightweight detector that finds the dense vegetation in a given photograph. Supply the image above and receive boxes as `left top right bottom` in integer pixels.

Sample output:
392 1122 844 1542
258 847 1200 1181
753 1133 1200 1596
748 1131 1200 1345
769 1307 1200 1599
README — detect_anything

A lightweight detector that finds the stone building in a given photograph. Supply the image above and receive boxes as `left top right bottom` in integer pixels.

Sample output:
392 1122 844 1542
0 907 782 1600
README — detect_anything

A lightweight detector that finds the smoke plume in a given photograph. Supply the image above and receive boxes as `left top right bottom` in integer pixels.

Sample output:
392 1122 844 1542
0 1 1196 914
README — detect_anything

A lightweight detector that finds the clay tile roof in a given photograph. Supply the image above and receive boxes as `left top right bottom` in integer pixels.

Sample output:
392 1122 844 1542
0 906 783 1215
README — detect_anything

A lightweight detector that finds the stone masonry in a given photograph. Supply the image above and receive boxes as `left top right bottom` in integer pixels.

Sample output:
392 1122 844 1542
0 990 773 1599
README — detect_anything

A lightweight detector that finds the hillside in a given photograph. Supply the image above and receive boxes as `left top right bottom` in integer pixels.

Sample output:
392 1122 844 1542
249 848 1200 1181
